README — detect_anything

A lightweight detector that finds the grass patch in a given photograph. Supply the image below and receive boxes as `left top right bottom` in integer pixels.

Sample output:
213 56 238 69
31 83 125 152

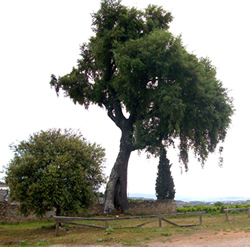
0 214 249 246
161 232 171 237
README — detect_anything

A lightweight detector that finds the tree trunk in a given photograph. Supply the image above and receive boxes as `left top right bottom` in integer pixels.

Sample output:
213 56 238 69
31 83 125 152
56 206 61 216
104 133 132 214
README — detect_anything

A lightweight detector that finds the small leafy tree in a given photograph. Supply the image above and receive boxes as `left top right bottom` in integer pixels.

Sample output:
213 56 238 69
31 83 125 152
5 129 106 217
155 147 175 200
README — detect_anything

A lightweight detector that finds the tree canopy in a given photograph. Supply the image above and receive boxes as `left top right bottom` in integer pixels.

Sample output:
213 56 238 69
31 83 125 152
5 129 106 217
50 0 233 213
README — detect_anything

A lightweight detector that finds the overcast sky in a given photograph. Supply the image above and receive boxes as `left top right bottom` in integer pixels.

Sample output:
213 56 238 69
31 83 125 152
1 0 249 200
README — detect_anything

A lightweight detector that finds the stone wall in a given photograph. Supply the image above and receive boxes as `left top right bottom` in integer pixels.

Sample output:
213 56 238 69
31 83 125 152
0 202 54 223
0 200 176 222
0 202 30 222
0 190 8 201
87 200 176 216
128 200 176 215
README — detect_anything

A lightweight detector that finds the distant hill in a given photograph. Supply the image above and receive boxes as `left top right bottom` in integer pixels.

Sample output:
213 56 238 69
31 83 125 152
129 197 154 201
128 193 250 206
128 193 156 200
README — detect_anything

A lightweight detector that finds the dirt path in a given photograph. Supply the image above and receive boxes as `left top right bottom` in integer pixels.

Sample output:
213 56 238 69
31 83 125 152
51 231 250 246
149 231 250 246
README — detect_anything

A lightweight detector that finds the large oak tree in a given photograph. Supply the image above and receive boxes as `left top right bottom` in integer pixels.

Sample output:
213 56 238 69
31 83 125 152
50 0 233 214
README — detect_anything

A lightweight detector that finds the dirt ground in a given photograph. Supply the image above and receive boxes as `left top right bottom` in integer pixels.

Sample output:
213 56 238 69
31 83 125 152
149 230 250 247
51 230 250 246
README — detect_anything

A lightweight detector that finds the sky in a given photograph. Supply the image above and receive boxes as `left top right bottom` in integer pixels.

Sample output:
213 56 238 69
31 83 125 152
1 0 249 200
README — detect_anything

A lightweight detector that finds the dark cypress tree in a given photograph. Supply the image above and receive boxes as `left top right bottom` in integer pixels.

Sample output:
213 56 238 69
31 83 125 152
156 147 175 200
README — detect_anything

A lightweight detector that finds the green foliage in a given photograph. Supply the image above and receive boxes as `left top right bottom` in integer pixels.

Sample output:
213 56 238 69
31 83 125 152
177 203 250 214
155 148 175 199
127 198 144 202
50 0 233 170
18 239 27 246
5 129 106 217
214 201 223 207
161 232 171 237
177 205 220 214
36 239 47 245
105 227 114 235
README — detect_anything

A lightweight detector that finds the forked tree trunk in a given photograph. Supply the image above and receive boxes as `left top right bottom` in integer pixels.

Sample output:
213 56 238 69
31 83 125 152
104 133 132 214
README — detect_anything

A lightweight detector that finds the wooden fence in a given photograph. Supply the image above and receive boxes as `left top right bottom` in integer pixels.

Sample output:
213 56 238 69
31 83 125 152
224 207 250 221
54 211 205 235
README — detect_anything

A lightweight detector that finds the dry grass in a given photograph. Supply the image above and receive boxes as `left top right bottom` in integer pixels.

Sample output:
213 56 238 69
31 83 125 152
0 212 249 246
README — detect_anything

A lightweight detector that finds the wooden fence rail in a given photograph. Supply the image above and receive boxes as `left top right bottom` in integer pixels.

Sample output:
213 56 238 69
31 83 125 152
224 207 250 221
54 211 205 235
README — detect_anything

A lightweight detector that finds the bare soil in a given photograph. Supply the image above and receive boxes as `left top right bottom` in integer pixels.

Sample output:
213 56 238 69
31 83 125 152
149 230 250 247
51 230 250 247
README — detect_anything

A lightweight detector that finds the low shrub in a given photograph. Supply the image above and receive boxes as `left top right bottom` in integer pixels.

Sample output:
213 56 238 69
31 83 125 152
177 203 249 214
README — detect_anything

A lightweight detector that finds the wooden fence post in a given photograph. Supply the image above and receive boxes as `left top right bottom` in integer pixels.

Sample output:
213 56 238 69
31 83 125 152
159 217 162 228
55 219 60 236
225 210 229 222
248 208 250 218
105 220 109 229
199 213 202 225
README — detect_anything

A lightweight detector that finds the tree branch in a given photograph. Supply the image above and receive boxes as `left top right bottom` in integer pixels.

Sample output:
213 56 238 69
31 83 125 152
107 107 120 128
